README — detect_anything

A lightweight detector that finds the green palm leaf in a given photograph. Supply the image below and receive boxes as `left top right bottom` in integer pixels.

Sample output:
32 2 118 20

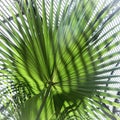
0 0 120 119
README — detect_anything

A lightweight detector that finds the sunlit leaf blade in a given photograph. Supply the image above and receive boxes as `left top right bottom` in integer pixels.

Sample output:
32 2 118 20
0 0 120 119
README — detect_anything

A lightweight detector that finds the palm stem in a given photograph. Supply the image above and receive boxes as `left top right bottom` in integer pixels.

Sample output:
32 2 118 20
36 84 52 120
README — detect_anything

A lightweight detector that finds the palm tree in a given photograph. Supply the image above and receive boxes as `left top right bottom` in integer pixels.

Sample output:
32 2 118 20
0 0 120 119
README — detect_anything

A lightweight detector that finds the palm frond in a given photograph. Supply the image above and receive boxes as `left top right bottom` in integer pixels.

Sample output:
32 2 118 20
0 0 120 119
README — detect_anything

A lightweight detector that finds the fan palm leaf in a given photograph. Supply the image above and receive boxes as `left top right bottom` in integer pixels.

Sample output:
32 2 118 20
0 0 120 119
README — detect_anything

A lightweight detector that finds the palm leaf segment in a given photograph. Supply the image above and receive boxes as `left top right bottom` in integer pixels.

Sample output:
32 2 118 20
0 0 120 119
